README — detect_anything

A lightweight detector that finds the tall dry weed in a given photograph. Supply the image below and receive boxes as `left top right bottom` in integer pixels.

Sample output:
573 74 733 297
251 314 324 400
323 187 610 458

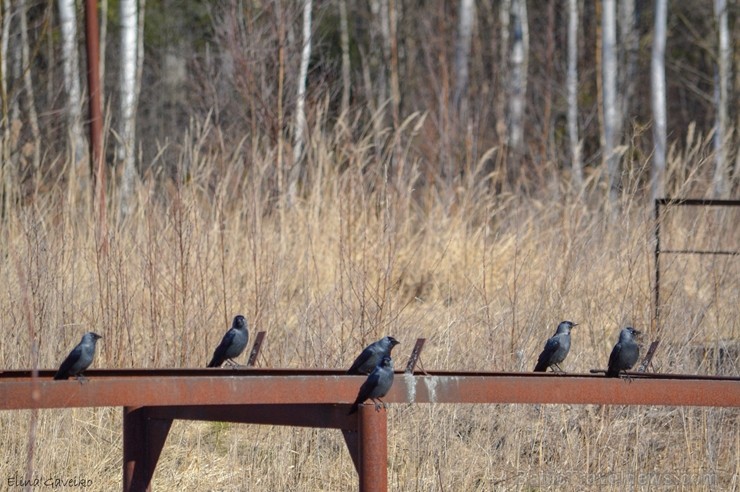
0 117 737 490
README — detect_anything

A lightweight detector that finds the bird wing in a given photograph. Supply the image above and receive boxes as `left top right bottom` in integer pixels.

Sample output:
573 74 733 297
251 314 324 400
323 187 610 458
54 345 82 379
347 346 374 374
354 370 381 405
208 329 235 367
606 342 622 375
544 336 561 353
533 336 561 370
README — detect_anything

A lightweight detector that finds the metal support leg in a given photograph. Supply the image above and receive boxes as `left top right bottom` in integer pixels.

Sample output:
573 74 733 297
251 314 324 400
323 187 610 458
123 406 173 492
358 403 388 492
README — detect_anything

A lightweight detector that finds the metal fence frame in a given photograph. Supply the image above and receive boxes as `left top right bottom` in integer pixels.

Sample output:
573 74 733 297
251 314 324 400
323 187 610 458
653 198 740 331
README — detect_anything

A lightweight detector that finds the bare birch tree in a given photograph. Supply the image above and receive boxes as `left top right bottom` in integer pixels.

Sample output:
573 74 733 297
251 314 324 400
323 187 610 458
288 0 312 204
712 0 730 197
58 0 86 169
1 0 10 173
453 0 475 117
338 0 351 120
118 0 139 218
19 0 40 170
0 0 9 216
495 0 511 143
508 0 528 179
387 0 399 129
618 0 637 129
602 0 621 205
567 0 582 189
651 0 667 203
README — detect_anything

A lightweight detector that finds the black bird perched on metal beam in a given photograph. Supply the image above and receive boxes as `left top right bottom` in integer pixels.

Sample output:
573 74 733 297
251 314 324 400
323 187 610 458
54 332 103 381
349 355 395 414
534 320 578 372
347 336 399 375
606 327 641 377
207 315 249 368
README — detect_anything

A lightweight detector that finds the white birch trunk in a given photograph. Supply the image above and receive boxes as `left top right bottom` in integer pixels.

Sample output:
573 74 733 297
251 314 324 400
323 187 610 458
339 0 350 119
618 0 636 129
1 0 10 165
567 0 583 188
453 0 475 115
602 0 620 205
508 0 528 158
288 0 312 204
712 0 730 197
118 0 138 219
495 0 511 142
135 0 146 107
58 0 86 168
19 0 40 169
651 0 667 202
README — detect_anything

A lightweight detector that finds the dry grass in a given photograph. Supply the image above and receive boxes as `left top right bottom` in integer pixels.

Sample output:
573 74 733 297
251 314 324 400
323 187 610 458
1 118 738 491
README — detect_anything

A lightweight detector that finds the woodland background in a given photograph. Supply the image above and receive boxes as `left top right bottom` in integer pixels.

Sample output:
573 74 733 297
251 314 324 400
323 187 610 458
0 0 739 490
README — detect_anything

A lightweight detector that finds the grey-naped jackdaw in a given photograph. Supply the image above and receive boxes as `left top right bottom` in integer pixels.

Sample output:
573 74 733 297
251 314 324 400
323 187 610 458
347 336 399 375
54 332 103 380
349 355 395 414
534 321 578 372
207 315 250 368
606 327 641 377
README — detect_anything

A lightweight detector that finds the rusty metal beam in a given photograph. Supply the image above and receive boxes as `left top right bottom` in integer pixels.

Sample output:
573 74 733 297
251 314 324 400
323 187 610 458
1 371 738 410
147 404 356 430
5 367 736 379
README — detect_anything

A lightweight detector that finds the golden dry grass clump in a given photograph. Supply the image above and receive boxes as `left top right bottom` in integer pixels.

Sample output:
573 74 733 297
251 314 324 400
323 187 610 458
0 121 738 490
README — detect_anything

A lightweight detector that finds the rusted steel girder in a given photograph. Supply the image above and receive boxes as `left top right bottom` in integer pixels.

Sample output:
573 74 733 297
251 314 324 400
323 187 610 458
1 371 738 410
3 370 739 491
123 407 172 492
121 402 385 492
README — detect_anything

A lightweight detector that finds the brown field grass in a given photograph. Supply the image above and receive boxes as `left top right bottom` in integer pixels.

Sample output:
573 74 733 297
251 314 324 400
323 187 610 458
1 119 738 491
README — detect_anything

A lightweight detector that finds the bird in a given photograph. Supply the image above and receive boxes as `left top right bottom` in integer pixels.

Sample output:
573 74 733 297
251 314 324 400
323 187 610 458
534 321 578 372
349 355 395 414
207 315 249 368
606 327 641 377
347 336 400 375
53 332 103 381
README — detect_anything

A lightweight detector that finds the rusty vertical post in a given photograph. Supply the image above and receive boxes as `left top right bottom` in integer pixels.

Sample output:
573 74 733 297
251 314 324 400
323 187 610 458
123 407 173 492
653 199 661 334
404 338 426 374
83 0 106 246
247 331 267 366
358 404 388 492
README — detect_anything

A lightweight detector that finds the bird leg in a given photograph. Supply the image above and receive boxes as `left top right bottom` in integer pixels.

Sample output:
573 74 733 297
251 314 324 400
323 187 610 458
551 364 566 374
75 373 89 385
225 359 244 368
373 398 388 411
